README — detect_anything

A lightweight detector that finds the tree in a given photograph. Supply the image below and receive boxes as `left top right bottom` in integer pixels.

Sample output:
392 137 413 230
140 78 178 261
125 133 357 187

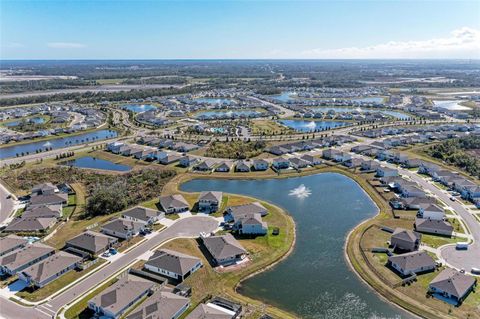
86 181 128 216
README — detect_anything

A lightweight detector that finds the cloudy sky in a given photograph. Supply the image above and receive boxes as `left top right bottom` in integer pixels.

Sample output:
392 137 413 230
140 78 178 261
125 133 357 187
1 0 479 59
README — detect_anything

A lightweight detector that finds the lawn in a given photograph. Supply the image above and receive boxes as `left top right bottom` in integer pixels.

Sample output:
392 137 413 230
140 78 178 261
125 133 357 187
16 259 106 302
421 234 461 248
250 119 293 135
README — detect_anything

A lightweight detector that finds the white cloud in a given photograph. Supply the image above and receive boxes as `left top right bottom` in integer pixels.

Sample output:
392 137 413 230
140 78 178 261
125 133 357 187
47 42 86 49
4 42 25 48
301 27 480 59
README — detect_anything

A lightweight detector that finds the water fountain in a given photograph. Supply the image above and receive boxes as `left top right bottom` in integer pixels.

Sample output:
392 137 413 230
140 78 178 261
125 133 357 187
289 184 312 199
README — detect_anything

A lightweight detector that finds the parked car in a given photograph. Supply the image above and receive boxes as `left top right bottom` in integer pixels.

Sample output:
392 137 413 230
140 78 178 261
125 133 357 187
450 197 456 201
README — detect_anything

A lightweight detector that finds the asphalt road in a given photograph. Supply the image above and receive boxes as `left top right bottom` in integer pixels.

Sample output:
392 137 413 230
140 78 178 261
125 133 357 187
0 181 16 225
0 216 218 319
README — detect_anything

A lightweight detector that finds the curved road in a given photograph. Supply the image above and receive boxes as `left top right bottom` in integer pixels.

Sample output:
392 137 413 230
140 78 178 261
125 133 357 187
0 216 219 319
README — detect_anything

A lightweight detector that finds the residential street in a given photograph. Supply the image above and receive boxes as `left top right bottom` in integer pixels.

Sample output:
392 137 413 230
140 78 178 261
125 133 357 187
0 180 16 225
0 216 219 319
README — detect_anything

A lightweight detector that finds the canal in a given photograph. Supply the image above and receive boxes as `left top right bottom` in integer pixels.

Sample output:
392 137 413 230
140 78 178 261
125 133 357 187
181 173 412 318
0 129 118 159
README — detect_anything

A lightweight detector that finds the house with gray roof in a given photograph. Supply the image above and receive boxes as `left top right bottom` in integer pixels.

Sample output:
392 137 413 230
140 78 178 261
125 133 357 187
253 159 269 171
225 202 268 222
198 191 223 213
101 218 146 240
428 268 477 305
88 274 155 318
202 233 247 266
388 251 436 277
194 159 217 172
22 204 62 219
391 228 421 252
0 235 28 257
4 216 57 233
66 231 118 255
235 160 250 172
159 194 189 214
185 303 235 319
234 213 268 236
215 162 231 172
144 249 202 282
125 291 190 319
18 251 82 288
0 242 55 276
418 204 445 221
122 206 163 224
414 218 454 237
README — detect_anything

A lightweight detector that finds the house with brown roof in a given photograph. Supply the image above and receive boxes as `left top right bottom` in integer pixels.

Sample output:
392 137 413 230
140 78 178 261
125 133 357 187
144 249 202 282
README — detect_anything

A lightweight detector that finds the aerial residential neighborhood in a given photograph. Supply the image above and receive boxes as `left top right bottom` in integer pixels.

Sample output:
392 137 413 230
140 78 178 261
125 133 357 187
1 1 480 319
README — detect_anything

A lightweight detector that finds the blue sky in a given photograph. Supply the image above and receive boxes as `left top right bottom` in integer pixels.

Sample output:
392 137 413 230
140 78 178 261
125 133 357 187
1 0 479 59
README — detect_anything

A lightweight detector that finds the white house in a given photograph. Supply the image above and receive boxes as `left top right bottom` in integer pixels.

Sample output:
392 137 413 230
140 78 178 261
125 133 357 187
144 249 202 282
418 204 445 221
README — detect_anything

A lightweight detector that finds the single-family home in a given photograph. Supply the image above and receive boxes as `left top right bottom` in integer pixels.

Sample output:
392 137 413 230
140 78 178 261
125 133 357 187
0 235 28 257
301 154 321 166
22 204 62 219
179 156 199 168
198 191 223 213
4 216 57 233
376 167 398 177
272 157 290 170
0 242 55 276
428 268 477 305
202 234 247 266
101 218 146 240
18 251 82 288
417 204 445 221
401 185 427 198
225 202 268 222
391 228 421 252
125 291 190 319
388 251 436 276
66 231 118 256
361 160 380 172
158 154 182 165
88 275 155 318
414 218 454 236
144 249 202 282
122 206 163 224
233 213 268 236
252 159 269 171
215 162 231 172
289 157 309 169
194 159 216 172
186 297 241 319
159 194 190 214
235 161 250 172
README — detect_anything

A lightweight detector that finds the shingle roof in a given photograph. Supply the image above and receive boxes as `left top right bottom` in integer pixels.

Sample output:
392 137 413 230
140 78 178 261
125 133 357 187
159 195 189 212
203 234 247 261
22 204 62 218
388 251 435 272
185 303 233 319
392 228 421 243
145 249 201 276
0 242 54 271
66 231 118 254
415 218 454 233
101 218 145 235
5 216 56 232
0 235 28 256
429 268 476 299
89 275 154 316
227 202 267 217
29 193 68 206
198 191 222 203
122 206 160 222
20 251 81 284
126 291 190 319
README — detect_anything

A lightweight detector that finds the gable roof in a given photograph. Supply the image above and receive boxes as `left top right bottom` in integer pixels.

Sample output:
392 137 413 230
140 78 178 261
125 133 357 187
22 204 62 219
5 216 56 232
203 234 247 261
145 249 201 276
227 202 267 217
185 303 234 319
101 218 145 234
126 291 190 319
415 218 454 233
429 268 476 299
391 228 421 243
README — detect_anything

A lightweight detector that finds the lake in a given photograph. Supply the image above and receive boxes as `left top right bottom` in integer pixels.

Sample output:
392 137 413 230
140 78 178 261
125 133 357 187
3 117 46 127
432 100 471 111
60 156 131 171
278 120 350 132
270 92 385 105
181 173 411 319
121 104 157 113
0 129 118 159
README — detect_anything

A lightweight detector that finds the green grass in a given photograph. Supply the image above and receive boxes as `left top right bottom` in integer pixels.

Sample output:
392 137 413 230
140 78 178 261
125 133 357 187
16 259 107 302
421 234 461 248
